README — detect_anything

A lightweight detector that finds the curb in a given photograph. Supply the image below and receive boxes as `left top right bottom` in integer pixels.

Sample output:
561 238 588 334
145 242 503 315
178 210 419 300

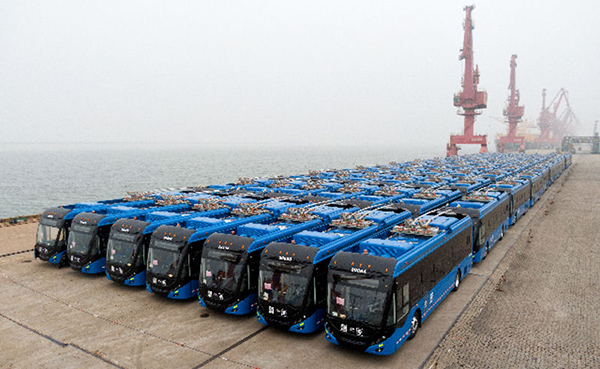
0 214 40 228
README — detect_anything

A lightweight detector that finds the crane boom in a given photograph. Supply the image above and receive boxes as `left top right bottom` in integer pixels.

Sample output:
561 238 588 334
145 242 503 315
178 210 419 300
536 88 577 148
497 54 525 152
447 5 488 156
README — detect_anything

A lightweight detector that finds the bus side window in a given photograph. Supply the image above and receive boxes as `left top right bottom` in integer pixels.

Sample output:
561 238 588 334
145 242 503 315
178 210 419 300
387 291 396 327
466 234 471 256
478 224 486 246
397 283 410 322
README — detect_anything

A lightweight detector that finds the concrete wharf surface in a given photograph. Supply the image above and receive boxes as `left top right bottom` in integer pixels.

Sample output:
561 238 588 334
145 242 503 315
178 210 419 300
423 154 600 369
0 155 597 369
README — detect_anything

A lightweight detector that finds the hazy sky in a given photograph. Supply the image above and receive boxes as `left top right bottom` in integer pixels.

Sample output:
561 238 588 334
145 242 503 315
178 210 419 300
1 1 598 148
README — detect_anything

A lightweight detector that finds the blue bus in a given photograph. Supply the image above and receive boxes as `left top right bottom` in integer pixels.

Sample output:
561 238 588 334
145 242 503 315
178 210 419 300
68 203 190 274
146 196 312 299
105 206 231 286
105 190 268 286
325 210 473 355
447 188 510 262
493 178 531 225
517 169 546 206
35 198 155 267
256 203 412 333
198 201 359 314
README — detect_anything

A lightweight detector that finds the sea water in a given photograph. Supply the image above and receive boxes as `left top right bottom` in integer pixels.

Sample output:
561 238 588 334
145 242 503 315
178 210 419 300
0 143 441 218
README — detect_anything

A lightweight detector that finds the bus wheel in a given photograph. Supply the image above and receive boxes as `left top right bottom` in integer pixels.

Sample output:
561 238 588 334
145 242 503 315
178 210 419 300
408 312 420 340
59 253 69 269
453 271 461 292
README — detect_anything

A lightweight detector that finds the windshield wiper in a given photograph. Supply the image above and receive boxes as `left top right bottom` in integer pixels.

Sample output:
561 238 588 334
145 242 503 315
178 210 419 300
219 254 240 263
267 261 304 273
333 273 369 282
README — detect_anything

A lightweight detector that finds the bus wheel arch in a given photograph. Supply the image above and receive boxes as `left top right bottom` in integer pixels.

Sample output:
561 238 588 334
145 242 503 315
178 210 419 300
483 242 489 259
453 270 461 292
408 310 421 340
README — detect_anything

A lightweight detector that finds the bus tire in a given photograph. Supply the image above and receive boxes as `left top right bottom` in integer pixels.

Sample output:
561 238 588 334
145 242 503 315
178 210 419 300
408 311 420 340
452 271 461 292
59 253 69 269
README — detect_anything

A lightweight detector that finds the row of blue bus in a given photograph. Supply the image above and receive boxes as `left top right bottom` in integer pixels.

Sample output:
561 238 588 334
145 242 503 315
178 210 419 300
34 152 570 355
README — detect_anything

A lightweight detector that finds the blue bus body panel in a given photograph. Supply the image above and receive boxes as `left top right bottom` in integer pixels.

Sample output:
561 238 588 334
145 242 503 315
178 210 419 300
197 292 256 312
515 200 529 224
48 250 67 265
109 269 146 287
81 257 106 274
168 279 199 299
361 254 472 356
326 214 473 355
97 203 191 226
472 220 509 263
224 294 258 315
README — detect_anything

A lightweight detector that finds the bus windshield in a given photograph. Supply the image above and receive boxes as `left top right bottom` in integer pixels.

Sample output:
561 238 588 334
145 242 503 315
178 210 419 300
147 240 183 275
328 273 388 327
201 249 243 293
107 232 138 266
68 225 94 255
259 262 311 308
37 225 60 246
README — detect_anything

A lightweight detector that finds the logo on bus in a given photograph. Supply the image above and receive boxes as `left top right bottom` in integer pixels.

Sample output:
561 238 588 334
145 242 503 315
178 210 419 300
350 267 367 274
163 236 173 241
217 245 230 250
278 256 292 262
121 228 130 232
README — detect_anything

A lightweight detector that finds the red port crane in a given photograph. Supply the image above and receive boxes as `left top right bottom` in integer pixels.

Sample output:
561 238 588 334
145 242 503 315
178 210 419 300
552 89 578 143
536 88 577 148
447 5 488 156
497 54 525 152
537 89 552 144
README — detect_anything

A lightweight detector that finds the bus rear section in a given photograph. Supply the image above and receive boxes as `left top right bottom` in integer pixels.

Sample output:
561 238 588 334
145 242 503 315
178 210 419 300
325 210 473 355
447 189 510 262
446 176 491 194
494 178 531 225
518 170 545 206
394 188 462 217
